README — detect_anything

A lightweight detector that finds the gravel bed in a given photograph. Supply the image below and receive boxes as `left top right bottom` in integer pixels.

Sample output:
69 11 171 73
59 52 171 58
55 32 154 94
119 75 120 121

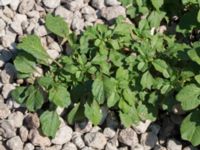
0 0 199 150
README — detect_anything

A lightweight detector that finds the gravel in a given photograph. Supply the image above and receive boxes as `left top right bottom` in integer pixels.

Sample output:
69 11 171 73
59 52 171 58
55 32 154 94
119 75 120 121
0 0 197 149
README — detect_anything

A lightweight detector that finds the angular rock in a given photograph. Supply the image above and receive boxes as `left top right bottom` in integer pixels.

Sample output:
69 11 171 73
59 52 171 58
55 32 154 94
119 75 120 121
42 0 60 9
66 0 84 11
2 84 15 99
105 142 118 150
82 146 95 150
84 132 107 149
131 144 145 150
149 123 160 135
28 129 51 147
140 132 158 150
8 111 24 128
103 127 115 139
0 0 12 6
25 113 40 129
72 133 85 149
62 142 77 150
71 11 84 32
81 6 97 22
1 28 17 48
34 25 48 37
10 0 20 11
3 6 14 18
0 63 16 84
0 145 6 150
91 0 105 9
0 103 11 119
0 120 16 138
100 6 126 21
167 139 182 150
52 125 73 145
6 136 23 150
24 143 35 150
55 6 73 25
18 0 35 14
119 147 128 150
132 120 151 134
75 121 92 134
105 0 121 6
45 145 62 150
154 145 167 150
118 128 138 146
19 126 29 142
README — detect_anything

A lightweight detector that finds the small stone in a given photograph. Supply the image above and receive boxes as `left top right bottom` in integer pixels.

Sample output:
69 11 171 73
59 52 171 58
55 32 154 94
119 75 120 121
0 0 12 6
82 146 95 150
34 25 48 37
131 144 145 150
0 19 6 31
167 139 182 150
100 6 126 21
0 145 6 150
52 125 73 145
75 121 92 134
47 49 60 60
62 142 77 150
25 113 40 129
3 6 14 18
24 143 35 150
71 11 84 32
109 133 119 147
66 0 84 11
10 0 20 11
84 132 107 149
55 6 73 25
90 126 101 132
19 126 29 142
72 133 85 149
42 0 60 9
183 146 198 150
132 120 151 134
0 103 11 119
105 142 117 150
91 0 105 9
105 0 121 6
45 145 62 150
118 128 138 146
0 63 16 84
28 129 51 147
0 120 16 138
13 13 28 24
119 147 128 150
8 111 24 128
140 132 158 150
6 136 23 150
18 0 35 14
2 28 17 48
81 6 97 22
103 127 115 139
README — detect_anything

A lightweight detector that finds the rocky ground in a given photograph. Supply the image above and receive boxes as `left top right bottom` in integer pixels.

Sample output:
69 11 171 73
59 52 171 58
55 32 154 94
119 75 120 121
0 0 199 150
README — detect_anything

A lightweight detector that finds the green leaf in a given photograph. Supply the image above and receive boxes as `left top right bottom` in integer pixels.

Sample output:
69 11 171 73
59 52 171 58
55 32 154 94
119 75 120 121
119 111 134 127
25 86 44 112
198 10 200 22
45 14 69 38
92 77 105 104
181 110 200 146
140 71 154 89
40 111 61 138
67 103 80 125
176 84 200 110
195 74 200 84
188 49 200 65
38 76 54 89
49 84 71 108
84 100 102 126
17 35 50 65
123 88 136 106
14 53 36 74
11 87 27 104
151 0 164 10
152 59 170 78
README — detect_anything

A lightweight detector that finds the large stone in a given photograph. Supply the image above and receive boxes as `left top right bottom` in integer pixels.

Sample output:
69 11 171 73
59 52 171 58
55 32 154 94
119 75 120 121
55 6 73 25
51 125 73 145
62 142 77 150
100 6 126 21
18 0 35 14
8 111 24 128
167 139 182 150
6 136 23 150
66 0 84 11
140 132 158 150
19 126 29 142
118 128 138 146
0 120 16 138
84 132 107 149
91 0 105 9
105 0 121 6
0 0 12 6
0 103 10 119
25 113 40 129
43 0 60 8
132 120 151 134
0 63 16 84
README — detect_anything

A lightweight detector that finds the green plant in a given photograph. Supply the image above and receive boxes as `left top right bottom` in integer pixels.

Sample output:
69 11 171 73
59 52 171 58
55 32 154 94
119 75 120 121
11 4 200 147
